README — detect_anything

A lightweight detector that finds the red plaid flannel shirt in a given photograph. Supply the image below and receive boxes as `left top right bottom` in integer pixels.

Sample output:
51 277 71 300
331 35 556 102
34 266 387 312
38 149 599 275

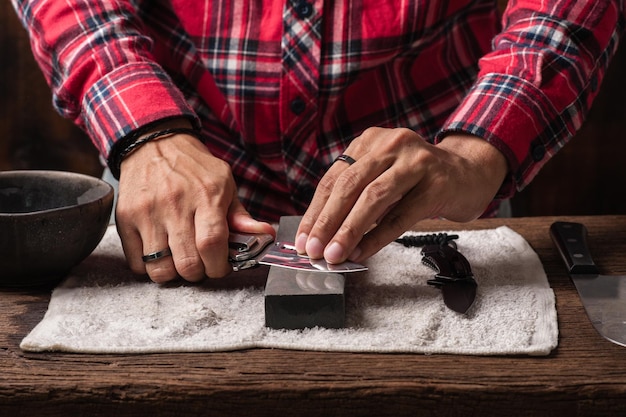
12 0 624 221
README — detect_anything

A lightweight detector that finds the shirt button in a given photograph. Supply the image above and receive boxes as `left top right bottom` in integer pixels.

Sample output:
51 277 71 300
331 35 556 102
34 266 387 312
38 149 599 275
531 144 545 162
290 97 306 115
295 1 313 19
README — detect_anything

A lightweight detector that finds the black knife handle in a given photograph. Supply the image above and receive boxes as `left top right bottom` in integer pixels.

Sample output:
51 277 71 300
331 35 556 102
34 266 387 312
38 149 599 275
550 221 599 275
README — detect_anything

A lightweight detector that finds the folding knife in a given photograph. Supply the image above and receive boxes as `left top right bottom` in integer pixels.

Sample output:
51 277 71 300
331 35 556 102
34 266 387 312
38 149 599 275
229 232 368 273
421 244 477 314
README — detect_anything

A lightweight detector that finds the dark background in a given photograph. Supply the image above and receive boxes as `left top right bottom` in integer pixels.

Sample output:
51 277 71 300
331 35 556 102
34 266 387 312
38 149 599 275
2 2 625 216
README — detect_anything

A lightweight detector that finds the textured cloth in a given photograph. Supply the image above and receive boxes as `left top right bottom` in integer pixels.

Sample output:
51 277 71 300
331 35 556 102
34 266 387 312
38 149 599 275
10 0 624 220
21 225 558 355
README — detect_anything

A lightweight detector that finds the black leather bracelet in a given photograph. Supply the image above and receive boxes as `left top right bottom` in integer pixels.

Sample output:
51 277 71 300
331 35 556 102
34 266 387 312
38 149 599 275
108 127 202 179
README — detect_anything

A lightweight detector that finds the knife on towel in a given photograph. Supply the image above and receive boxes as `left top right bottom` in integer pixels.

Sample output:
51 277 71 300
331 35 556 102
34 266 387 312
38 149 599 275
550 221 626 347
421 244 477 314
229 231 368 273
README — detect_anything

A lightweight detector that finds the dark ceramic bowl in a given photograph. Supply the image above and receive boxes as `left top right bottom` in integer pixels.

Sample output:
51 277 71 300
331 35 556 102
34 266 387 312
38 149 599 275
0 170 114 287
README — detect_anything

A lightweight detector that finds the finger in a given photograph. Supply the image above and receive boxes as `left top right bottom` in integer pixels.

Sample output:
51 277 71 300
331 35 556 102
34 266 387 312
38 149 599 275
304 155 389 260
301 159 370 258
141 229 178 283
115 221 146 275
297 131 379 254
195 206 232 279
295 161 347 254
321 167 412 264
351 182 437 262
317 131 435 263
115 152 178 282
164 214 206 282
228 197 276 237
116 205 177 282
298 129 391 255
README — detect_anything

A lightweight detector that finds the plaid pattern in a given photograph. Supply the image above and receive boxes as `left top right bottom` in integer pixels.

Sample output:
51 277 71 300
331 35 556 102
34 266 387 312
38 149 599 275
12 0 624 221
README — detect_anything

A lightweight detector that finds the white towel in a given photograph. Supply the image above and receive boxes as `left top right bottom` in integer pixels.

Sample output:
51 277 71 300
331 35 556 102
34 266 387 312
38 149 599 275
21 225 558 355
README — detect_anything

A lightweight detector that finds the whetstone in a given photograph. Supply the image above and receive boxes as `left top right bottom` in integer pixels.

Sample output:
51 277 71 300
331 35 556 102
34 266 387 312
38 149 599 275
264 216 346 329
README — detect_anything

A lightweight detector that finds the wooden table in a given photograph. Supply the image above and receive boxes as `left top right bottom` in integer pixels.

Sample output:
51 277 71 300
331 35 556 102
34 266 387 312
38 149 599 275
2 216 626 416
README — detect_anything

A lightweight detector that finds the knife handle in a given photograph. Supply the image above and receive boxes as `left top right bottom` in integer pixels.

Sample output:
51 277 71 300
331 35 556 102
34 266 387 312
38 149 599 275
550 222 599 275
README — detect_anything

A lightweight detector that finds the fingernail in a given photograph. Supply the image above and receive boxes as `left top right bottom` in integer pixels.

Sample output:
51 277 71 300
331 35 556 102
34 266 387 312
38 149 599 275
295 233 308 254
306 237 325 259
324 242 345 264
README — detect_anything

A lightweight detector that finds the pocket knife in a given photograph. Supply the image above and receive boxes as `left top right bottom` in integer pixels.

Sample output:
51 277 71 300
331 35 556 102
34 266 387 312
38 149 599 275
421 244 477 314
228 232 368 273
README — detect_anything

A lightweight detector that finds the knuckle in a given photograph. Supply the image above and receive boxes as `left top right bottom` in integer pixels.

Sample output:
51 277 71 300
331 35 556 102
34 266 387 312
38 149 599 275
315 213 336 228
116 197 156 222
175 255 205 280
315 174 336 196
313 212 339 232
194 231 232 279
333 174 366 205
337 222 362 242
360 126 383 140
147 265 178 283
334 171 361 192
208 157 232 174
362 181 391 203
196 232 226 253
196 178 222 197
385 128 414 149
114 201 139 224
194 180 233 208
297 213 315 230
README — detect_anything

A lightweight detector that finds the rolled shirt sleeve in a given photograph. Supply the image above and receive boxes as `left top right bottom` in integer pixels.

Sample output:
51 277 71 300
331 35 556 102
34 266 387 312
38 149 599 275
11 0 199 159
438 0 625 197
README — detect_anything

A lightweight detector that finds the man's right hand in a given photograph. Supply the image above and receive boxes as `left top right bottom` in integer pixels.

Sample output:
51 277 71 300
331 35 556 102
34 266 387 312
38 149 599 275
115 122 275 283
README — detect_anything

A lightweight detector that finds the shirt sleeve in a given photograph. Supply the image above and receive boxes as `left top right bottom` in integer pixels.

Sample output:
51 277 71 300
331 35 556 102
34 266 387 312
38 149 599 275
10 0 199 159
437 0 625 197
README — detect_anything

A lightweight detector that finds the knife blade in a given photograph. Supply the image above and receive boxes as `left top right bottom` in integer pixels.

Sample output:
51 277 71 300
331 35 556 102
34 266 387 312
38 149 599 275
229 232 368 273
550 221 626 347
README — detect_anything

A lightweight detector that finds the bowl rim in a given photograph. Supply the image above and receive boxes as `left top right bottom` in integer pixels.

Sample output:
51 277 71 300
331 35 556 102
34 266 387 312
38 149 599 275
0 169 114 217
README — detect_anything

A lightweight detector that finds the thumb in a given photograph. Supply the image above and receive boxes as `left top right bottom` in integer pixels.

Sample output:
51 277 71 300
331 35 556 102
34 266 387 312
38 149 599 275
227 197 276 238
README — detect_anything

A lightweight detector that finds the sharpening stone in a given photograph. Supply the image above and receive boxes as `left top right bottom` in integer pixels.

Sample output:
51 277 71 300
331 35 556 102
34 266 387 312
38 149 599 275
264 216 346 329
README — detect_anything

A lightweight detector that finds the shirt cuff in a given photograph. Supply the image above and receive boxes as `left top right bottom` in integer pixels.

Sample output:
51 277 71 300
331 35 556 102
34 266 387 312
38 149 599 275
436 73 566 198
80 61 200 159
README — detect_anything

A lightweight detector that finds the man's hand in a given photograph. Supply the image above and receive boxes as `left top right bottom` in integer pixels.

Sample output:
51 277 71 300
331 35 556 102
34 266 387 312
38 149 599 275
115 121 275 283
294 127 508 264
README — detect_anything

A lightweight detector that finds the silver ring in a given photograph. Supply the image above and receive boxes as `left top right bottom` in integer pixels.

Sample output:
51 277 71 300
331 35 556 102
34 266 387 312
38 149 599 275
334 154 357 165
142 247 172 263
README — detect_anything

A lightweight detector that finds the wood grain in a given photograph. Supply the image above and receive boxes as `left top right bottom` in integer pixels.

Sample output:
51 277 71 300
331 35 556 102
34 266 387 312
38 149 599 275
1 216 626 416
